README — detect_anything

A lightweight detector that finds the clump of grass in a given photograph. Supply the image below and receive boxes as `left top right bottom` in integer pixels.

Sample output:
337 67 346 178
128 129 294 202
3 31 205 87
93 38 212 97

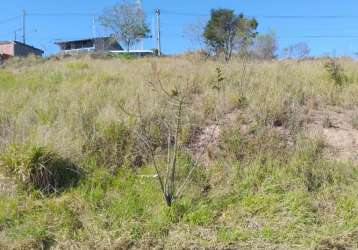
1 145 81 193
84 121 132 169
352 114 358 130
322 114 333 128
65 60 90 70
0 70 17 89
324 58 347 87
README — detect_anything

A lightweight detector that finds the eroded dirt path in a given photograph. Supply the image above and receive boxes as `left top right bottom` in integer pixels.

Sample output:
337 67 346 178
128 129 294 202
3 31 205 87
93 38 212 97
307 108 358 163
189 109 241 166
190 106 358 165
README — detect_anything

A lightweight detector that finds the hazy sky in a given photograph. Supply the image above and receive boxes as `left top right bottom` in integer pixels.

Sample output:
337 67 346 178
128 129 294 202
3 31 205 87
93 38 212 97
1 0 358 56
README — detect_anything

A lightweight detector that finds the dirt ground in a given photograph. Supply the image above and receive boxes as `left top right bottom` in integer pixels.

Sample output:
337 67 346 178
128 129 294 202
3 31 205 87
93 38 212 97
190 106 358 166
307 107 358 163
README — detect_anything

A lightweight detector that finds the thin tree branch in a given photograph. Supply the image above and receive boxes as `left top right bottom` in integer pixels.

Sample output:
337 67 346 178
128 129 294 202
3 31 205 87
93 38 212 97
170 97 184 197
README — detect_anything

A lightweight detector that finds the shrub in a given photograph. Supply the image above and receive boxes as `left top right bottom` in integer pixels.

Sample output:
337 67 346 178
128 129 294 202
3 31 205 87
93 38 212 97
324 59 347 87
0 145 81 193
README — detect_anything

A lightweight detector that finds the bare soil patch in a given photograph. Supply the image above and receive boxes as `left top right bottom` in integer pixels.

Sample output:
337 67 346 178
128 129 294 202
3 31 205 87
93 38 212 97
306 107 358 163
189 109 241 166
190 106 358 165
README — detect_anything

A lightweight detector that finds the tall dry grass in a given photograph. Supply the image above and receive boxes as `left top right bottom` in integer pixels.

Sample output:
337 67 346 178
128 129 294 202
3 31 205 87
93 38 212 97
1 56 357 161
0 55 358 249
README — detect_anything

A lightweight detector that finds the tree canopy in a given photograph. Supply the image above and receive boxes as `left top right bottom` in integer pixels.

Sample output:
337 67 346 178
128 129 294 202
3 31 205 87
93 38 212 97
100 1 150 51
204 9 258 60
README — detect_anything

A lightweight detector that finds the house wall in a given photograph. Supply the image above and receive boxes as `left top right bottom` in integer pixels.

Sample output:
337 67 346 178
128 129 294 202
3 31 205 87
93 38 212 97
0 43 14 56
13 43 43 57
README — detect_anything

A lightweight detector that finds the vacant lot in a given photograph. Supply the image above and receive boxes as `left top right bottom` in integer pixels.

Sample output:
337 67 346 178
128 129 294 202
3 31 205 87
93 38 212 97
0 55 358 249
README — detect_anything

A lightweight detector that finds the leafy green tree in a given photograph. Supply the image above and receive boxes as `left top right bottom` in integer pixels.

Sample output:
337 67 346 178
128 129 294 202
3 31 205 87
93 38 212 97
204 9 258 60
100 1 150 51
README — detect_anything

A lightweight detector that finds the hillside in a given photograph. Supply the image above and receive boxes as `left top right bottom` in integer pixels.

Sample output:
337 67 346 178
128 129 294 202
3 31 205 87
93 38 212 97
0 55 358 249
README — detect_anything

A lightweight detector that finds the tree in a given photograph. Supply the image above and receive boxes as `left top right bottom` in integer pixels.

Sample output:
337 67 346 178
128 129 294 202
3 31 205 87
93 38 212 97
183 18 206 51
100 1 150 51
253 31 278 60
203 9 258 60
119 63 217 207
284 42 310 59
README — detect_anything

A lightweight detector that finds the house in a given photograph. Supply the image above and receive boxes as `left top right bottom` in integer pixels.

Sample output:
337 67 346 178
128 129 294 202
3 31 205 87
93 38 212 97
0 41 44 57
55 36 123 53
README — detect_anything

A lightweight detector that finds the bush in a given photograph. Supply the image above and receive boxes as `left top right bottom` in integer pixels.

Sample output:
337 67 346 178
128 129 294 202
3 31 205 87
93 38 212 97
324 59 347 87
1 145 81 193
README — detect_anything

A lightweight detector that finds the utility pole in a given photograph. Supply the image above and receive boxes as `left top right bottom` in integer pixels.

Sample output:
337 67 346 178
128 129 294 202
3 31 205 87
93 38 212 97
136 0 144 50
155 9 161 56
92 15 97 39
22 10 26 44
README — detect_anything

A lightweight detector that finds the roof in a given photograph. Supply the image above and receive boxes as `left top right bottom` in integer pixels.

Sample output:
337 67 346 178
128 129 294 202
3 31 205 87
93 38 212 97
0 41 12 45
0 40 44 53
55 36 115 45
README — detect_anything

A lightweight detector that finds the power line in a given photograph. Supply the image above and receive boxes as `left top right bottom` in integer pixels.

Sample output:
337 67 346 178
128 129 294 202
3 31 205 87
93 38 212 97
258 15 358 19
161 10 208 17
0 15 21 25
28 12 97 17
279 35 358 39
161 10 358 19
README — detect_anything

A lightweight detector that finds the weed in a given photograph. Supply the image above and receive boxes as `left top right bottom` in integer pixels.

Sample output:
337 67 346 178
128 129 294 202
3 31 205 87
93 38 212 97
184 202 215 225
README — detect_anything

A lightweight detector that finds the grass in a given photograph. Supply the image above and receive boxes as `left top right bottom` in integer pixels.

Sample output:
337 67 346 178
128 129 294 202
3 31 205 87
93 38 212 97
0 55 358 249
352 114 358 130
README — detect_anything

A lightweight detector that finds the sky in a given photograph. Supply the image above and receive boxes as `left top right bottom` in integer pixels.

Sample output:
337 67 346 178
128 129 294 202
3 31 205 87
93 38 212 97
1 0 358 56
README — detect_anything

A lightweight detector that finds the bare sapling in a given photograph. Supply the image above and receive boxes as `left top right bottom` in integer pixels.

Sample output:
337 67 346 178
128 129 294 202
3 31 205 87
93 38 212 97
119 64 218 207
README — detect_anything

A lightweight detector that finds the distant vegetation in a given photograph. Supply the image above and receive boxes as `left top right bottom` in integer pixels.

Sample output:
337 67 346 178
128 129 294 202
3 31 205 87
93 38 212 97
100 1 150 52
203 9 258 60
0 54 357 249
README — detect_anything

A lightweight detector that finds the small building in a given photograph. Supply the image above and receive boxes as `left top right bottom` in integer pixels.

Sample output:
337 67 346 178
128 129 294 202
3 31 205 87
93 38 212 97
55 36 123 53
0 41 44 57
